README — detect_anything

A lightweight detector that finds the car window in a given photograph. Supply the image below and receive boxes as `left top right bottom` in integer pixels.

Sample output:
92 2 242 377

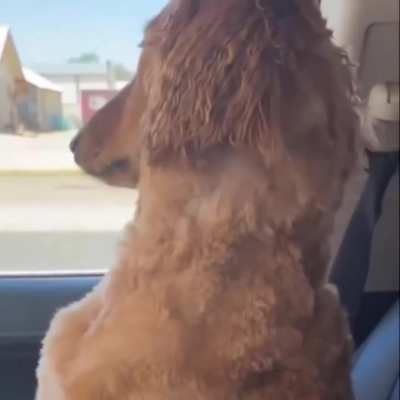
0 1 167 275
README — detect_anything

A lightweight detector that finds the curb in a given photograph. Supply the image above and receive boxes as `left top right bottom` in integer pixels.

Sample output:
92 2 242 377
0 170 84 178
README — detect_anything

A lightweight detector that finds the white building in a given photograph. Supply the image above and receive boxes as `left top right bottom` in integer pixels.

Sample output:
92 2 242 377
0 25 24 132
33 62 127 126
18 68 63 131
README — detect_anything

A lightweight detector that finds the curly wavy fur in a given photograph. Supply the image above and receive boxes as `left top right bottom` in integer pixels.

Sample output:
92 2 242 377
36 1 359 399
145 0 355 162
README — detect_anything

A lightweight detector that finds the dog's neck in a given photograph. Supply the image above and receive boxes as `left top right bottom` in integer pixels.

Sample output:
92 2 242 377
127 148 337 288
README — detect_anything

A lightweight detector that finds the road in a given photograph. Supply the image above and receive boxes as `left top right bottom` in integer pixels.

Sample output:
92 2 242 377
0 131 78 172
0 175 136 273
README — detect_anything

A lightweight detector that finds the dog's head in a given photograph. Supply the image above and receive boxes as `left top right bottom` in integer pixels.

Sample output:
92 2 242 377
70 79 144 188
71 0 357 200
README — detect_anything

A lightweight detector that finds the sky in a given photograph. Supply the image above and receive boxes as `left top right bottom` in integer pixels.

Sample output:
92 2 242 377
1 0 168 70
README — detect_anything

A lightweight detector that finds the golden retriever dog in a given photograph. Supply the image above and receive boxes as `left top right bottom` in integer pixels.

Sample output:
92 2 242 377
36 0 359 399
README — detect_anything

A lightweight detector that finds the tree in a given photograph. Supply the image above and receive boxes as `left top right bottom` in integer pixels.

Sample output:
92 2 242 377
68 52 100 64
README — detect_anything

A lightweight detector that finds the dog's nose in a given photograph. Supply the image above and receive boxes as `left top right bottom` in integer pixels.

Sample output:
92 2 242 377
70 135 80 153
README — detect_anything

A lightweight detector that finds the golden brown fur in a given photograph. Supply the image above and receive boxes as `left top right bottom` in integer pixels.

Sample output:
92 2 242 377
36 0 358 399
70 80 142 188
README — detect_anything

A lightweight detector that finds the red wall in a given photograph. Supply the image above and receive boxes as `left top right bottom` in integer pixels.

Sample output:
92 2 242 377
81 90 118 124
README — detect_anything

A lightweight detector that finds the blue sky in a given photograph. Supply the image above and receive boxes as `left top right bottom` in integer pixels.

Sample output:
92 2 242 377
1 0 167 70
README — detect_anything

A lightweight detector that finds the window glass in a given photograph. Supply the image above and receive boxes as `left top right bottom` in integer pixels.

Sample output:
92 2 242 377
0 1 167 274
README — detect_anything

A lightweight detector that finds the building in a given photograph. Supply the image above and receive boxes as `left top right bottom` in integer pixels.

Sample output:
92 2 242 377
33 62 120 126
80 81 129 124
17 68 63 131
0 25 24 132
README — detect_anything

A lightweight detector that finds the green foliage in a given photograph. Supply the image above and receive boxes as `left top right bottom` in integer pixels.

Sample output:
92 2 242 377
68 52 100 64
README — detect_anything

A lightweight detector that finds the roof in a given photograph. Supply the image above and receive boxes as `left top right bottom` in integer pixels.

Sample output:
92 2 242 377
115 80 130 90
0 25 24 79
33 63 108 77
22 67 62 92
0 25 10 59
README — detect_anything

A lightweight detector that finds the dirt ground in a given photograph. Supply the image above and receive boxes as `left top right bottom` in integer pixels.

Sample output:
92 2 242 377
0 131 78 172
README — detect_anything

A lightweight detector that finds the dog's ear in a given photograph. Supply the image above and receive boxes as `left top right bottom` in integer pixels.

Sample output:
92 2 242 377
169 0 199 12
144 0 356 169
144 0 284 162
143 0 324 163
151 0 200 33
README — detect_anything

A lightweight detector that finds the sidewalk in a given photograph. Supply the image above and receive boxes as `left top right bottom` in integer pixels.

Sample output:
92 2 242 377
0 130 81 174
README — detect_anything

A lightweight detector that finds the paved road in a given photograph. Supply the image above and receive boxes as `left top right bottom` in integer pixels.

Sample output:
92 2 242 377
0 175 136 273
0 231 124 273
0 175 137 231
0 131 78 172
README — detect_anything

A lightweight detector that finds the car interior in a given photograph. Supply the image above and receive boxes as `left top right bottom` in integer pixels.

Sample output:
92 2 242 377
0 1 398 399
